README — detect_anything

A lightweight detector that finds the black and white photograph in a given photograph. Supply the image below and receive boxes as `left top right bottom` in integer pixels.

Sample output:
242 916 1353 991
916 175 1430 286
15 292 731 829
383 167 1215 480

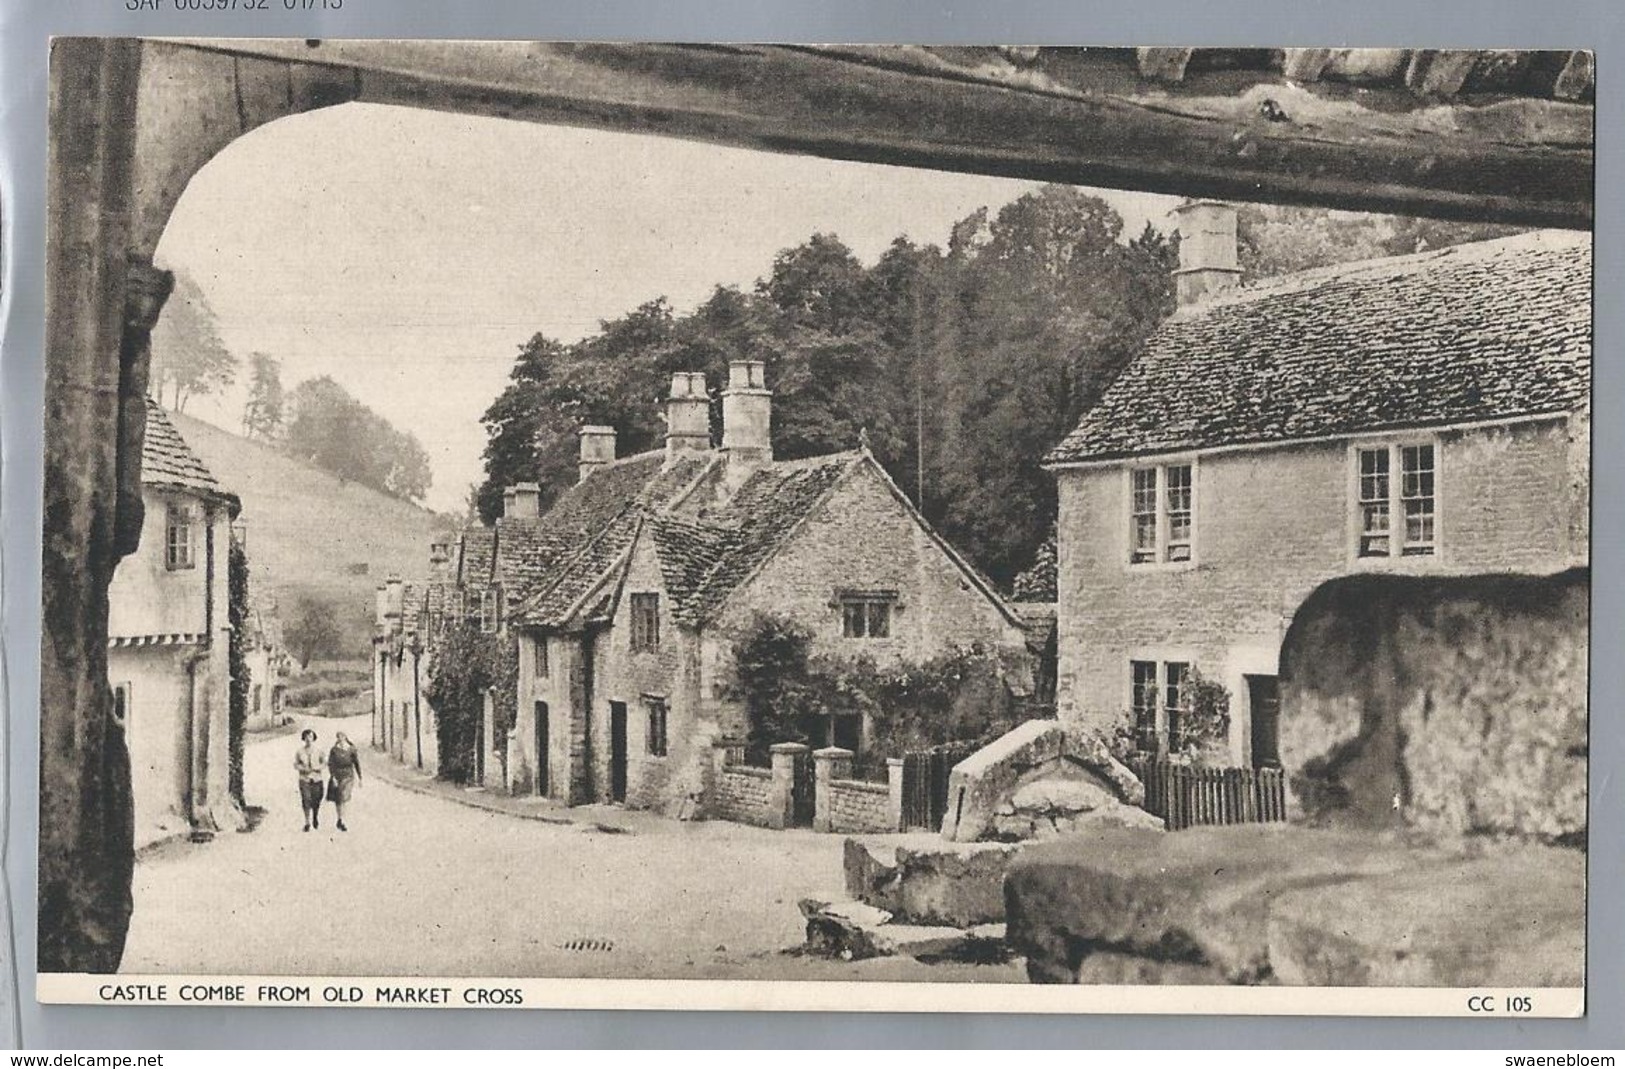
34 39 1592 1013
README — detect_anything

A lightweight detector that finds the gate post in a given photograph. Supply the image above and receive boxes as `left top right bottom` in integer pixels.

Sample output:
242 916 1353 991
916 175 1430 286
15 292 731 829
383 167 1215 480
812 746 853 832
886 757 906 832
768 742 808 830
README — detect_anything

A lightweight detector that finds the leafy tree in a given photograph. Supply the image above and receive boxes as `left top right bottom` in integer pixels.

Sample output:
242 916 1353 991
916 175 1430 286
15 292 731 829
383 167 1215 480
286 596 342 670
149 271 237 412
282 376 432 503
241 352 285 441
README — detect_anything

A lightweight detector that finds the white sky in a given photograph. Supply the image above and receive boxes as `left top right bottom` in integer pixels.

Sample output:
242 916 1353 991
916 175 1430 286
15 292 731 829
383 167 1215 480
157 101 1182 513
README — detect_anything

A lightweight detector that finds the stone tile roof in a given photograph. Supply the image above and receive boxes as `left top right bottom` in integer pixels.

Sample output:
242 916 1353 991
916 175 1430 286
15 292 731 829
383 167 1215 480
457 527 496 592
651 452 864 626
511 452 716 627
142 398 228 498
1046 230 1592 465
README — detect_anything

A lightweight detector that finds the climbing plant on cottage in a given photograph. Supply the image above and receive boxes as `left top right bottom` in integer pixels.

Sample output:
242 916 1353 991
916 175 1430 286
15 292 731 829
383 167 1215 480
227 539 250 807
422 622 518 784
728 613 1028 766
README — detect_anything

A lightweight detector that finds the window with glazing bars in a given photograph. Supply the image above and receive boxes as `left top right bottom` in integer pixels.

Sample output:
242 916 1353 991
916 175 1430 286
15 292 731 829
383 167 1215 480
164 505 195 570
1130 470 1158 563
1357 443 1436 558
840 594 895 639
1129 464 1194 564
1130 660 1158 751
630 593 660 653
1164 661 1190 751
646 699 669 757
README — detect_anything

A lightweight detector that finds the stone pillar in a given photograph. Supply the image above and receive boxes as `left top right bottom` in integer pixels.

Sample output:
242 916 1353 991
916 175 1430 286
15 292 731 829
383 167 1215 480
886 757 907 833
705 737 743 817
813 747 854 833
768 741 808 830
39 37 145 975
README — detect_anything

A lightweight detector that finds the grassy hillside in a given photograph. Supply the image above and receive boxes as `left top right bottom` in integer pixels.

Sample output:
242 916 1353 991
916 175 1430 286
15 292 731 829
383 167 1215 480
168 409 452 656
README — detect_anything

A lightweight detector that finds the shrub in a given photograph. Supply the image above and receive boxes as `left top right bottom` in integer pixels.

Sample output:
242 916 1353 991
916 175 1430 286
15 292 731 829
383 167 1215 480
227 540 250 806
284 681 367 709
422 622 517 784
727 613 1027 766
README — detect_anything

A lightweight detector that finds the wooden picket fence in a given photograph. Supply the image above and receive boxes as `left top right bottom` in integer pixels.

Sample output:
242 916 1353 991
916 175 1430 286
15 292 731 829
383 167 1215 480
900 741 982 832
1127 756 1288 830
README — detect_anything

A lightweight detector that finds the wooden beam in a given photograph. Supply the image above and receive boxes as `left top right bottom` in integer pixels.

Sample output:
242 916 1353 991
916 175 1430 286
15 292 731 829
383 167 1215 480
160 39 1593 228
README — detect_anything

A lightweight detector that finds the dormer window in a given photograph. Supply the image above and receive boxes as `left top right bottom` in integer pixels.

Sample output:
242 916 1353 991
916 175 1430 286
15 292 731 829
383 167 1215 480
164 504 195 570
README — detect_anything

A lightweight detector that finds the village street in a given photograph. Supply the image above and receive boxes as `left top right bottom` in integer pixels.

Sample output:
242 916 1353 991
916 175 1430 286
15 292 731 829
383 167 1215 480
122 713 1016 982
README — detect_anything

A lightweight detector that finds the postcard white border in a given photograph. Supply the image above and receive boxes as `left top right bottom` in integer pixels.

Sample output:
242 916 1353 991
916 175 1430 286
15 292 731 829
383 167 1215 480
37 975 1586 1018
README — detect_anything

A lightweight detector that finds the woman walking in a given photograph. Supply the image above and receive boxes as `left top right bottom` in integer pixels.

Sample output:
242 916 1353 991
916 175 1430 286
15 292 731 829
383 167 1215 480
294 729 326 832
327 731 363 832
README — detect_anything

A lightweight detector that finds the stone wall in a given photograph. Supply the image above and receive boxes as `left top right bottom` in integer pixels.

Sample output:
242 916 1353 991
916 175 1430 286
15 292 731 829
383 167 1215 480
711 765 776 826
107 486 213 639
826 778 895 834
1054 416 1587 765
1280 567 1588 840
712 462 1030 668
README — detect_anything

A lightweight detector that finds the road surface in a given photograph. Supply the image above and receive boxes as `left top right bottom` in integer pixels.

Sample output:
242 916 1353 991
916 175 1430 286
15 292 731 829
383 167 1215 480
123 713 856 980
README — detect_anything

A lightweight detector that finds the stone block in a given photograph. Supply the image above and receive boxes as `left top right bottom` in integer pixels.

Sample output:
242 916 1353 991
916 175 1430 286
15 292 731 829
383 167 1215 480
843 834 1019 926
941 719 1145 842
798 892 970 962
1266 846 1584 987
1005 825 1455 984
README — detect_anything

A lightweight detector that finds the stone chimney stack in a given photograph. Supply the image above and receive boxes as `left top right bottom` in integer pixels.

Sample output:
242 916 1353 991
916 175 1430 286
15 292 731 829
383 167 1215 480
665 371 712 458
578 425 617 483
374 583 390 631
384 575 404 632
428 541 452 585
503 482 541 519
721 360 772 466
1172 200 1241 308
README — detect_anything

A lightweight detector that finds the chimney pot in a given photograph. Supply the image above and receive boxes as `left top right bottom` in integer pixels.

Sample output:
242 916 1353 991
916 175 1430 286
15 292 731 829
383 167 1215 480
578 425 617 483
1172 200 1241 308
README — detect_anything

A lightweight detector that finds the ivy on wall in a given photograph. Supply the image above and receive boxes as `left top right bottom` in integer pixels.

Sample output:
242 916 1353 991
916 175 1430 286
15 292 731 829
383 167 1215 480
728 613 1031 765
422 621 518 784
227 539 249 806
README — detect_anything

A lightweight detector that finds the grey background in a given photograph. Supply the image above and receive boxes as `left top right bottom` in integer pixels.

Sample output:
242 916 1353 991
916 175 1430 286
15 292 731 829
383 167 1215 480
0 0 1617 1049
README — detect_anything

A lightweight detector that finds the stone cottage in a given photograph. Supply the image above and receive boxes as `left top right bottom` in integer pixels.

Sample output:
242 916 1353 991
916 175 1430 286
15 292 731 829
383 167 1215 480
1043 204 1591 771
107 398 244 846
404 362 1032 815
241 563 290 732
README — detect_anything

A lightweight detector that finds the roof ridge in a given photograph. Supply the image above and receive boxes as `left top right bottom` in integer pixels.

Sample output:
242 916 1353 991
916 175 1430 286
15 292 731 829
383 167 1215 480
1176 228 1589 319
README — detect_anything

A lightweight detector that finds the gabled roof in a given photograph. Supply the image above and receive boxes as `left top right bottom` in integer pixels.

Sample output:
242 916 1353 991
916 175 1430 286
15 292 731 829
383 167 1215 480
1046 230 1592 466
456 527 496 592
651 451 865 627
647 449 1023 631
510 451 716 627
142 398 235 505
